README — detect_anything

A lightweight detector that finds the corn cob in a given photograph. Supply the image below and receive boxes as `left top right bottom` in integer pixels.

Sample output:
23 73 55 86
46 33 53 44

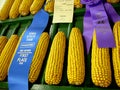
74 0 83 8
30 0 45 14
19 0 34 16
29 32 50 83
91 31 112 87
107 0 119 3
0 35 19 81
67 27 85 85
0 36 8 55
44 0 54 13
0 0 15 20
9 0 23 19
8 31 25 72
45 31 66 85
112 21 120 87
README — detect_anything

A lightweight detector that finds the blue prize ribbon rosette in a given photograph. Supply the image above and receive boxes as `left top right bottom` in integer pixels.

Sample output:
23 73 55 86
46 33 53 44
8 9 49 90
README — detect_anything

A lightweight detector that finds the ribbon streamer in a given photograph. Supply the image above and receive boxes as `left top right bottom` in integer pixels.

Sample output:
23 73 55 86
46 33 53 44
81 0 116 54
83 5 94 53
104 3 120 23
8 9 49 90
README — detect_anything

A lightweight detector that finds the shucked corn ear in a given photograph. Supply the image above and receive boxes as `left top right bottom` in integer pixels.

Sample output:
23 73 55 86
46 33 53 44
107 0 119 3
29 32 50 83
44 0 54 13
112 21 120 87
0 0 15 20
8 31 25 72
91 31 112 87
19 0 34 16
45 31 66 85
67 27 85 85
74 0 83 8
0 36 8 55
30 0 45 14
0 35 19 81
9 0 23 19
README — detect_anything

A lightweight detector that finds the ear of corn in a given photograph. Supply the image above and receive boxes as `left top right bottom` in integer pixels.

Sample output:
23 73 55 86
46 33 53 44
91 31 112 87
0 35 19 81
67 27 85 85
30 0 45 15
74 0 83 8
44 0 54 13
19 0 34 16
0 36 8 55
29 32 50 83
9 0 23 19
45 31 66 85
8 30 26 73
112 21 120 87
0 0 15 20
107 0 119 3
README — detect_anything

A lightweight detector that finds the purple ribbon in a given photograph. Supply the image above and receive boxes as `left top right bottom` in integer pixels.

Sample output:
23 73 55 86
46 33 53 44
104 3 120 23
81 0 116 54
83 5 94 53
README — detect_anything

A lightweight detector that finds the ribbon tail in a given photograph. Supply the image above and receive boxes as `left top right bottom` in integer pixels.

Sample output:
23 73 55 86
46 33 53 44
83 6 94 54
89 1 116 48
104 3 120 23
8 9 49 90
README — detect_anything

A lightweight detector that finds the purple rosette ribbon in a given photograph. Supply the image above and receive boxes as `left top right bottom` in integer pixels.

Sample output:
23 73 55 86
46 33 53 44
81 0 116 54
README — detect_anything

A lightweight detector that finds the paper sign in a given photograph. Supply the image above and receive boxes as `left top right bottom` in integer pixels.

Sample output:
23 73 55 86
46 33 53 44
53 0 74 23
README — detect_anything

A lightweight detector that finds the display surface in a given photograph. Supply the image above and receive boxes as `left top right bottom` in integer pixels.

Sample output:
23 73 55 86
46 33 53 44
0 3 120 90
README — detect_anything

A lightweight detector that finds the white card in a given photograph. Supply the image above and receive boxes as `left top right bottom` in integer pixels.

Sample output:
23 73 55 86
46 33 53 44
52 0 74 23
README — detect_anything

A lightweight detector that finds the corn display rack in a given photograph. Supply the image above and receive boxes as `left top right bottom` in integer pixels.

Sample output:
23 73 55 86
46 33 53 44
0 3 120 90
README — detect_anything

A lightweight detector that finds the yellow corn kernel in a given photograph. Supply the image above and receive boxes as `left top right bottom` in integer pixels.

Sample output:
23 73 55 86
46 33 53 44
19 0 34 16
0 35 19 81
29 32 50 83
0 0 15 20
107 0 119 3
45 31 66 85
44 0 54 13
112 21 120 87
30 0 45 14
74 0 83 8
67 27 85 85
91 31 112 87
9 0 23 19
0 36 8 55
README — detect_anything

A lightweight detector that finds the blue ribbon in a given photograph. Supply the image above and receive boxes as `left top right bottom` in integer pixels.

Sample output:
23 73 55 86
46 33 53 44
8 9 49 90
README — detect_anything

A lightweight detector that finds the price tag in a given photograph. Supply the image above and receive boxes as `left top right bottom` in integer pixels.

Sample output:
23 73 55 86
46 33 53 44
53 0 74 23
